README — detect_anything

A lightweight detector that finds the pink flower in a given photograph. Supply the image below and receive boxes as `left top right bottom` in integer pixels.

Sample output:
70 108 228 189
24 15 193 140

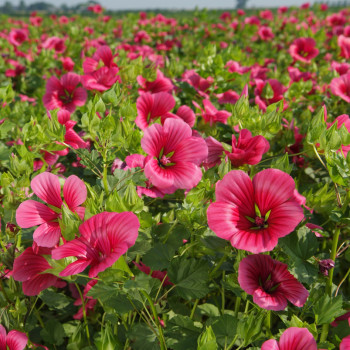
207 169 304 253
135 92 175 130
82 46 120 92
42 36 66 54
338 35 350 59
161 105 196 128
43 73 87 113
261 327 317 350
225 129 270 167
8 29 28 46
137 69 173 94
330 74 350 103
141 118 208 191
258 26 274 41
254 79 286 111
326 114 350 156
12 246 64 296
16 173 87 247
238 254 308 311
182 70 214 97
289 38 319 63
61 57 75 71
202 136 224 169
225 61 250 74
193 99 231 126
0 325 28 350
340 335 350 350
331 61 350 76
52 212 139 278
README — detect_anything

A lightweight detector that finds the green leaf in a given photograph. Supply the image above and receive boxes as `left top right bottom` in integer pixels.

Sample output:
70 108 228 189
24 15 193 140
142 243 175 270
209 314 238 348
271 153 292 174
40 290 73 309
128 324 160 350
314 294 344 325
306 106 327 144
59 205 82 241
279 226 318 260
237 313 264 347
40 319 66 346
166 315 202 350
168 257 209 300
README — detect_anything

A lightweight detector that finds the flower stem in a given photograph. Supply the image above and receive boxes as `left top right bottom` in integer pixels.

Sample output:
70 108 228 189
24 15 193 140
141 290 166 350
75 283 91 345
320 227 341 342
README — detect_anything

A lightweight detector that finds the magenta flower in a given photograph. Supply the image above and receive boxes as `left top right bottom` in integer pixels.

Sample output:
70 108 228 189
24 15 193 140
43 72 87 113
12 246 64 296
0 325 28 350
193 100 231 126
289 38 319 63
52 212 139 278
261 327 317 350
340 335 350 350
133 261 173 286
338 35 350 59
225 129 270 167
254 79 286 112
8 29 28 47
141 118 208 191
258 26 274 41
202 136 225 169
238 254 308 311
207 169 304 253
82 45 120 92
161 105 196 128
83 45 117 74
330 73 350 103
137 69 174 94
135 92 176 130
16 172 87 247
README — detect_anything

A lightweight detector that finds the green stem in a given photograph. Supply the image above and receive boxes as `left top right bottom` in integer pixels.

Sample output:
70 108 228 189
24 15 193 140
234 297 241 317
190 299 199 320
320 227 341 342
209 252 228 278
226 335 238 350
103 163 109 195
75 283 91 345
141 290 167 350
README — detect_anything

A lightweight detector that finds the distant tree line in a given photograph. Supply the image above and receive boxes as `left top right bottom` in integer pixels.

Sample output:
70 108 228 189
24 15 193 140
0 0 100 14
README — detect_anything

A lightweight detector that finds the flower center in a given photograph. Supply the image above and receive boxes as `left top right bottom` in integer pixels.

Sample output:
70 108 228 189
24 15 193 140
255 216 265 228
160 155 171 165
59 89 73 104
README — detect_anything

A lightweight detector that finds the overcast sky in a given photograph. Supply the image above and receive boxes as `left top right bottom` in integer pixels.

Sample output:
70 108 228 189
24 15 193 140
0 0 337 9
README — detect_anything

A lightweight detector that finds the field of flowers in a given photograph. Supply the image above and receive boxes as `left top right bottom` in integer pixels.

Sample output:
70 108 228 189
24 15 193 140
0 2 350 349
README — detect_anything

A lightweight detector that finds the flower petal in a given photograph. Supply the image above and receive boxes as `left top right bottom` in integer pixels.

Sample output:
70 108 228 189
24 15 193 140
16 200 58 228
31 172 62 208
63 175 87 210
6 330 28 350
279 327 317 350
33 222 61 248
144 158 174 189
253 169 296 215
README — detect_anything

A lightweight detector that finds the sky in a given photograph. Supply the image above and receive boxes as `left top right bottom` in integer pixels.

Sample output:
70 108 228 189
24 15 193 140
0 0 339 9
